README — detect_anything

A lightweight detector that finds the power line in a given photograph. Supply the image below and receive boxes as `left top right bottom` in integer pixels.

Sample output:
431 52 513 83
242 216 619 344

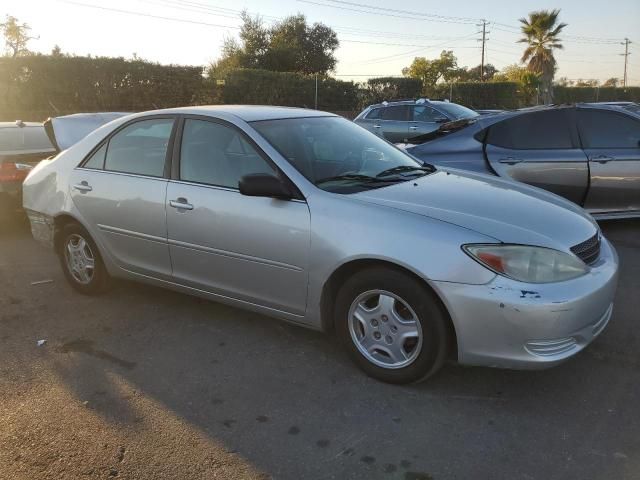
352 32 480 66
341 39 479 49
297 0 477 24
57 0 241 29
301 0 478 24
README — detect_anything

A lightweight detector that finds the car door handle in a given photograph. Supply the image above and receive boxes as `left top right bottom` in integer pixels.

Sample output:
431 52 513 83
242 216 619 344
373 124 381 129
169 198 194 210
72 181 92 192
409 126 418 130
498 157 524 165
590 155 613 164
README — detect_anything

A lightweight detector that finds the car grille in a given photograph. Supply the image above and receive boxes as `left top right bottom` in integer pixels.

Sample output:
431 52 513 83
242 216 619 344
570 233 601 265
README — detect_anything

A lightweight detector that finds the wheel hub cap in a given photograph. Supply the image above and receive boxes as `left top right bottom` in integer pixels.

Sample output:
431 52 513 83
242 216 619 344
64 234 95 285
348 290 423 369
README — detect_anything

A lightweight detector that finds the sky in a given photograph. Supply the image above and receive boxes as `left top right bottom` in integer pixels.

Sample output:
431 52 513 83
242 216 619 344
5 0 640 85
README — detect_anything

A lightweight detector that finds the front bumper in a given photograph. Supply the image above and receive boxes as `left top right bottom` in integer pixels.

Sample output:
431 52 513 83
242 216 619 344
433 237 619 369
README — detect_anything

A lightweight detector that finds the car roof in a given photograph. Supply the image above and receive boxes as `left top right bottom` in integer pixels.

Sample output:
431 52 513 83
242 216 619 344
366 99 455 109
581 101 635 106
576 102 640 114
132 105 337 122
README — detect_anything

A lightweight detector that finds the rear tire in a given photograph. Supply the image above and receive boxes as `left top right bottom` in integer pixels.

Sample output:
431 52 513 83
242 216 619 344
335 266 449 384
58 223 110 294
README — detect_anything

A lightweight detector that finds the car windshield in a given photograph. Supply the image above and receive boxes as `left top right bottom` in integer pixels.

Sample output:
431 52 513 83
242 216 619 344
251 116 433 194
433 102 479 120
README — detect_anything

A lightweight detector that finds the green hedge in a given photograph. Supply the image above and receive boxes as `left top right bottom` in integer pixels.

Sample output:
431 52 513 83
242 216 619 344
553 86 640 103
430 82 522 109
2 54 638 122
0 54 204 121
363 77 423 105
220 68 359 111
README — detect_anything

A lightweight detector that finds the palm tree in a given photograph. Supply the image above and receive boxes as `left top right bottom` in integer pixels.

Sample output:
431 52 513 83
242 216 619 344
518 9 567 104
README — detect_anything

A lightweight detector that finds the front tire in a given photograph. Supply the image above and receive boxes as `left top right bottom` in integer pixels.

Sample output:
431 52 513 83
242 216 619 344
335 267 450 384
58 223 110 294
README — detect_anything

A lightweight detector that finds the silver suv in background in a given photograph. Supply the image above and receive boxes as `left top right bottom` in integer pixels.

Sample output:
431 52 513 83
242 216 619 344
354 98 479 143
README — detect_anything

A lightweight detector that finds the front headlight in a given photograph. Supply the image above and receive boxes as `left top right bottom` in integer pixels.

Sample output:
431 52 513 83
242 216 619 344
463 244 589 283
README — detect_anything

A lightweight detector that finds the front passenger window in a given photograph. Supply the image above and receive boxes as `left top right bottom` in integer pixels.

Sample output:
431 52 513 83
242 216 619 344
413 106 444 122
104 118 174 177
180 119 276 189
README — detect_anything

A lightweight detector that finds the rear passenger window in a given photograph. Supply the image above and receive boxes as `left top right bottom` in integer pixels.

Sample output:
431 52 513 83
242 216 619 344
578 110 640 148
381 106 408 121
83 143 107 169
104 118 174 177
180 119 275 189
486 110 573 149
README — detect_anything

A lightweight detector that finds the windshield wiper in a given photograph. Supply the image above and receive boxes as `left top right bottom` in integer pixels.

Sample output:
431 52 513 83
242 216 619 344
376 165 434 178
315 173 398 185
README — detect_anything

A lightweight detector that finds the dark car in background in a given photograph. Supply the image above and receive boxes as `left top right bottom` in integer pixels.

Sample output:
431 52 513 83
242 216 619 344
405 103 640 219
0 121 56 216
354 98 479 143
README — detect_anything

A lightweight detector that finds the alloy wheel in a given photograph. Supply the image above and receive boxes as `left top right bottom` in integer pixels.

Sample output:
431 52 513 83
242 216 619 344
64 234 95 285
347 289 423 369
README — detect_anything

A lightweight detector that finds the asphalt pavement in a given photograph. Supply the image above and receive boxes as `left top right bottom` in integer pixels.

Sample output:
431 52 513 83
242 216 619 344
1 216 638 480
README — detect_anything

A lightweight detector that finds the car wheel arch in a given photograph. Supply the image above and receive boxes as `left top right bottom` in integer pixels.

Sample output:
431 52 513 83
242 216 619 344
53 213 100 256
53 214 82 251
320 258 458 360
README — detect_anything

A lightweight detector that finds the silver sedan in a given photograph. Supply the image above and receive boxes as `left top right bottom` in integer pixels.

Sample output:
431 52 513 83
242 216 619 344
23 106 619 384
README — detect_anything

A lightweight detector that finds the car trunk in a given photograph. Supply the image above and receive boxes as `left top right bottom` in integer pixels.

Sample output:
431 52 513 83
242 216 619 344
44 112 129 152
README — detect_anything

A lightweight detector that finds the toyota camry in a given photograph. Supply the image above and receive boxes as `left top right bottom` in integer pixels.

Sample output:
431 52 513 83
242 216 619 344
23 106 619 384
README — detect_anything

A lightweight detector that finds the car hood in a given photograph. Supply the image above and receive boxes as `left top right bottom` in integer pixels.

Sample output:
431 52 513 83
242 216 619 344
352 168 598 250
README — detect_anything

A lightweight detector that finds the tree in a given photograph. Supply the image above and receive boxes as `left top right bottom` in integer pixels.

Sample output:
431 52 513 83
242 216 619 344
0 15 37 57
492 64 540 105
519 9 567 104
364 77 423 103
492 64 528 83
575 79 599 87
209 12 338 76
402 50 457 93
554 76 574 87
602 77 620 87
454 63 497 82
520 71 542 104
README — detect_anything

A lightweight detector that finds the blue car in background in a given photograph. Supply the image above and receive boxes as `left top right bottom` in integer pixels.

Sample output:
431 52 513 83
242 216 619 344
404 103 640 220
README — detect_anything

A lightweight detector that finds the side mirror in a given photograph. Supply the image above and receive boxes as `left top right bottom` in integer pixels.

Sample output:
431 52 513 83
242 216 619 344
239 173 293 200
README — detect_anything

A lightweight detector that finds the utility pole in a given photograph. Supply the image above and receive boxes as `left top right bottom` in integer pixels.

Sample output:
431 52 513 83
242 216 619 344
621 38 631 88
477 20 489 81
314 74 318 109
